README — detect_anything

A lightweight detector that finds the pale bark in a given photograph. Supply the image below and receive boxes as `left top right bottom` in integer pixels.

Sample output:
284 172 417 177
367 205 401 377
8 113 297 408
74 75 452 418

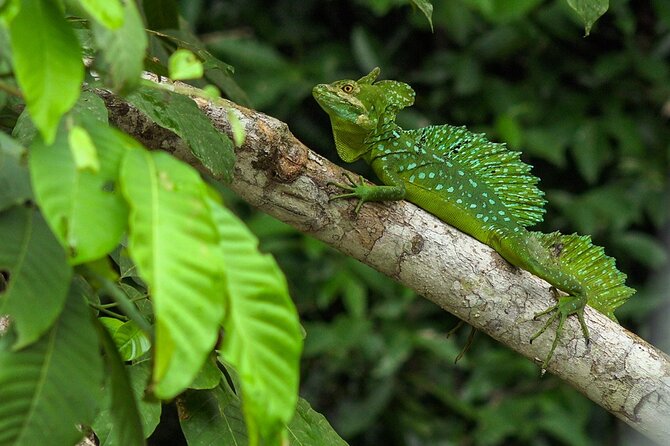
98 77 670 444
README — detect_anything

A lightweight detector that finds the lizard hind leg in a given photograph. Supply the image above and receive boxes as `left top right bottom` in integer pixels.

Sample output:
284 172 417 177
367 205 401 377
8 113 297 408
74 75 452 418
529 287 589 372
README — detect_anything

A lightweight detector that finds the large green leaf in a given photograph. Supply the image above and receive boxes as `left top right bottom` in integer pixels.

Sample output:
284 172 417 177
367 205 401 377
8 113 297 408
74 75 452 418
0 132 32 212
0 281 104 445
120 149 226 399
93 360 161 443
30 117 129 264
179 379 348 446
179 381 248 445
78 0 124 29
126 85 235 182
8 0 83 144
209 196 302 443
0 206 72 348
91 0 147 93
92 321 145 446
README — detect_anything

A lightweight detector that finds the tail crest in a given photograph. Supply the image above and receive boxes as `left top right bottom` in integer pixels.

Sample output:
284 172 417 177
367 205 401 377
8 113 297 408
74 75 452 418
529 231 635 319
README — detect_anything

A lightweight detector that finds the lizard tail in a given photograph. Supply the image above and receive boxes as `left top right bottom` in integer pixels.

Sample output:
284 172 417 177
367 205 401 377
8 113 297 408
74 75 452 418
526 231 635 320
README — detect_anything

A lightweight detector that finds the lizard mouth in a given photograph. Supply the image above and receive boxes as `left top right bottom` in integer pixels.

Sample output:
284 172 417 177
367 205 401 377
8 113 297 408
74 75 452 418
312 84 366 124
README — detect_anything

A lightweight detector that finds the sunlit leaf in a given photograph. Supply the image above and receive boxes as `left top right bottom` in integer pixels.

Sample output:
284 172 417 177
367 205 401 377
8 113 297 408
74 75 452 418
120 149 226 399
169 48 204 80
0 281 103 445
113 319 151 361
8 0 83 144
78 0 124 29
30 117 129 264
92 0 147 93
209 196 302 443
228 109 246 147
0 206 72 348
69 125 101 173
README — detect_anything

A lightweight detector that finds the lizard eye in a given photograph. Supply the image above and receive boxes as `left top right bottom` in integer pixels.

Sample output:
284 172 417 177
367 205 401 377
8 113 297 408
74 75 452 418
341 84 354 93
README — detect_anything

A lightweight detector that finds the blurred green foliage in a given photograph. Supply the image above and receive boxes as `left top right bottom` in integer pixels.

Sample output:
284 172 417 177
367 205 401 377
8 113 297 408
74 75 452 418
182 0 669 444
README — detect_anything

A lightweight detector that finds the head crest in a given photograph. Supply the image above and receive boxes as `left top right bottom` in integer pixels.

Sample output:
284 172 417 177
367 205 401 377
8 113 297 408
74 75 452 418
357 67 380 85
376 80 415 111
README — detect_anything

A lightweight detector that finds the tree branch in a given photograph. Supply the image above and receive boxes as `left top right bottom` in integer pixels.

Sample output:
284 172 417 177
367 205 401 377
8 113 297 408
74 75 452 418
97 77 670 444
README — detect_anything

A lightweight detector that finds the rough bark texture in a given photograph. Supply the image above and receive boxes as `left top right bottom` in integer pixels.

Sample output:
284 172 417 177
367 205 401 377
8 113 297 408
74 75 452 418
98 77 670 444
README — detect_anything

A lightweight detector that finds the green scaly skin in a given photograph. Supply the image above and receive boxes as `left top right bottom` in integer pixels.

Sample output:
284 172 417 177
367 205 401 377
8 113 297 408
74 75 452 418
313 68 635 369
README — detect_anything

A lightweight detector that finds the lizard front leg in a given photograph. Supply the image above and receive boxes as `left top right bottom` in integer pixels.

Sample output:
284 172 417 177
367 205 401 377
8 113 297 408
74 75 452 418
328 167 406 214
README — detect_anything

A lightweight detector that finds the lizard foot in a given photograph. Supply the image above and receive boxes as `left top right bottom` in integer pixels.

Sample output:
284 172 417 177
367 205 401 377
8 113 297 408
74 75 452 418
327 173 369 214
529 287 589 372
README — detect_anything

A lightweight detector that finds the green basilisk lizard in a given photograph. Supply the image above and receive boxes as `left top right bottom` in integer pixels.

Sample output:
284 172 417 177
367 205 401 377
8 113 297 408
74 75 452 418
313 67 635 368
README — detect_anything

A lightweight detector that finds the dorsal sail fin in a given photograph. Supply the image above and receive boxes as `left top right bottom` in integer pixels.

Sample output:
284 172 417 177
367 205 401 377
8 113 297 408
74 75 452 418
431 125 546 227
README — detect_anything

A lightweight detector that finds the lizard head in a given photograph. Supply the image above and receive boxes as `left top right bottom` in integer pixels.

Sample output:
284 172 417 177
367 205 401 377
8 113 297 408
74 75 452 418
313 67 415 162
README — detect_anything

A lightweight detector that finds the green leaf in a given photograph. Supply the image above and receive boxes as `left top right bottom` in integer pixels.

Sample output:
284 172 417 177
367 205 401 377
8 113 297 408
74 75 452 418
127 85 235 182
93 321 146 446
0 0 19 24
179 381 249 445
156 29 250 105
0 281 104 446
92 0 147 93
0 132 32 211
180 379 347 446
69 125 101 172
411 0 433 30
286 398 349 446
120 149 226 399
8 0 83 144
101 317 152 362
209 196 303 442
100 316 124 334
567 0 609 35
0 206 72 348
169 48 204 80
228 109 246 147
113 320 152 361
30 117 129 264
189 354 222 390
93 360 161 443
78 0 124 29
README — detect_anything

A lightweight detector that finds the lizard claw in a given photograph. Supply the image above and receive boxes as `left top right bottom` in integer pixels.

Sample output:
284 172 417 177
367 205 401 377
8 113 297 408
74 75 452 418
327 174 368 214
529 290 589 371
